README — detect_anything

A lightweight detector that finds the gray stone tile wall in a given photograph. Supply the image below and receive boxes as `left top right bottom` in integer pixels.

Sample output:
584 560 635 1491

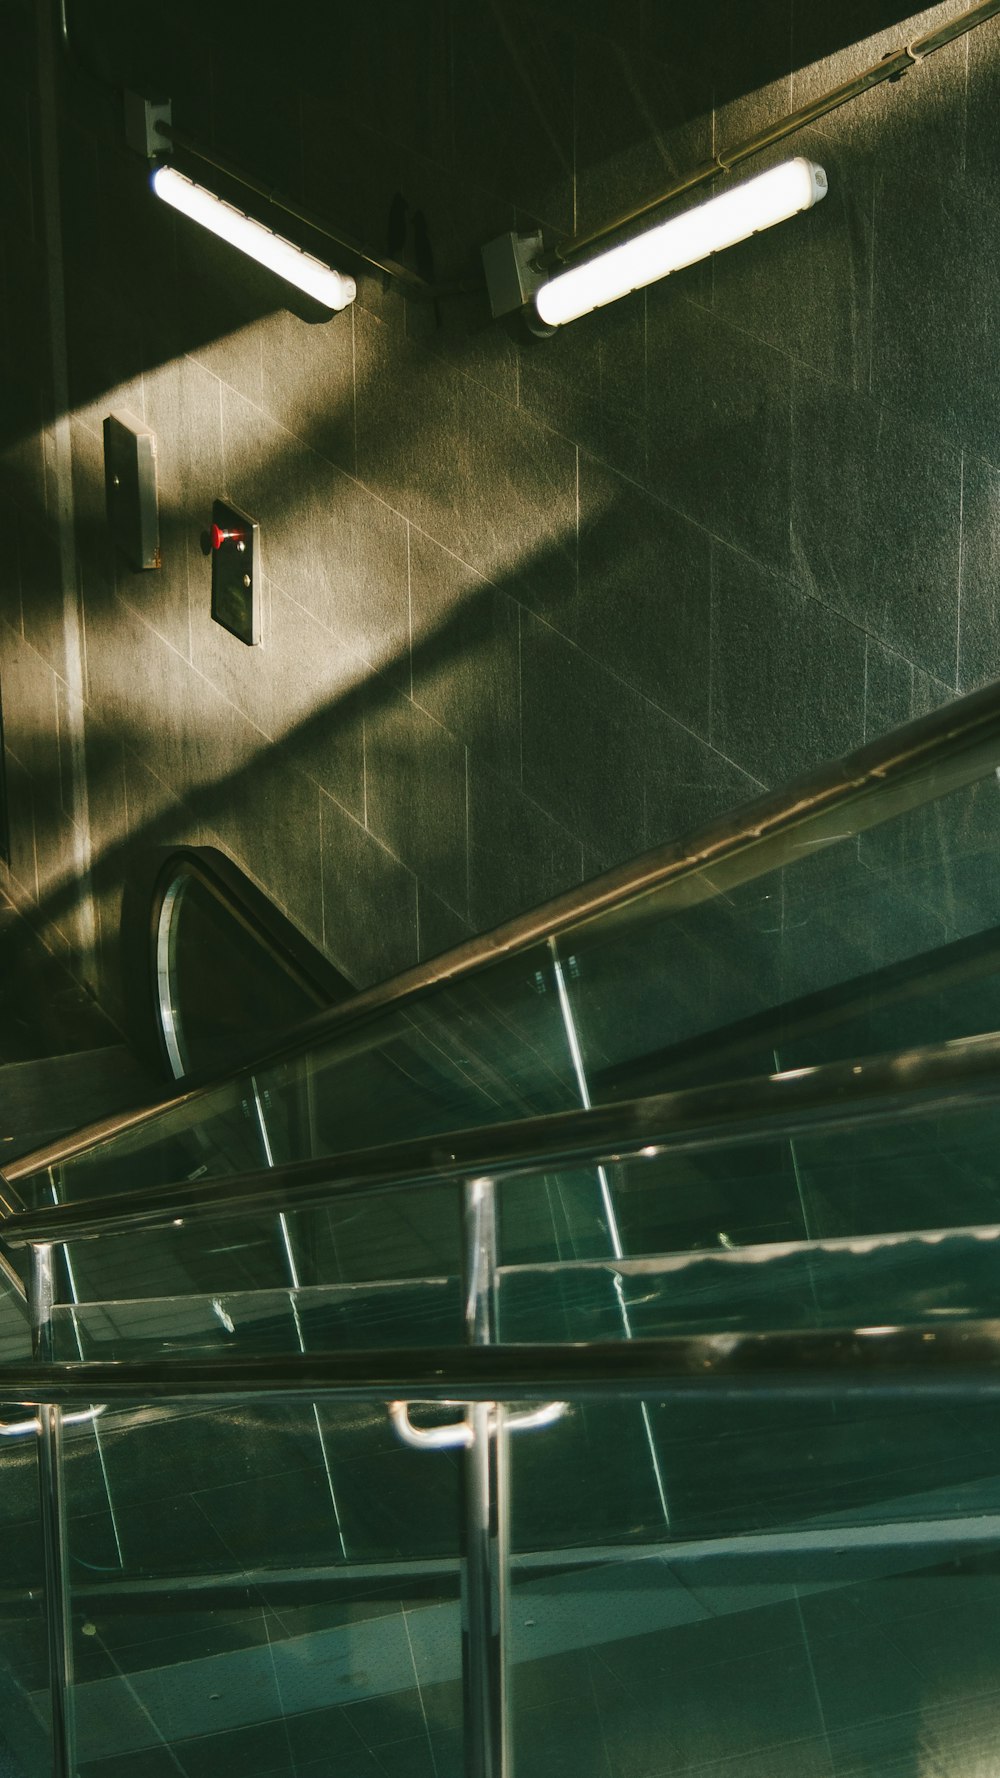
1 0 997 1014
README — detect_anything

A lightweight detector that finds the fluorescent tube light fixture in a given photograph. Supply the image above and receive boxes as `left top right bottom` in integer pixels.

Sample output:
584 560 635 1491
151 166 357 312
526 157 827 330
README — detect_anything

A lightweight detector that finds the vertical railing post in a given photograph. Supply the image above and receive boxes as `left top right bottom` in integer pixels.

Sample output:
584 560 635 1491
30 1244 74 1778
460 1176 510 1778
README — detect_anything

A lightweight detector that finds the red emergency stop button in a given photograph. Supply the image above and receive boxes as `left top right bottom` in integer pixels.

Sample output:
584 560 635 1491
211 523 245 550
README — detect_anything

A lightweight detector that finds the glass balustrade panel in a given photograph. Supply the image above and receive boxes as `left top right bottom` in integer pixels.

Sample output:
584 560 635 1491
60 1394 465 1778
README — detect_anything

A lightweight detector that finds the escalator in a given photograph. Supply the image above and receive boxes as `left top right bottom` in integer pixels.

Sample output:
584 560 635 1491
5 685 1000 1774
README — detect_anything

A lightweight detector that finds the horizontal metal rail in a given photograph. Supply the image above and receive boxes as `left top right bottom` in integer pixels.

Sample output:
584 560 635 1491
7 677 1000 1189
6 1027 1000 1244
4 1321 1000 1407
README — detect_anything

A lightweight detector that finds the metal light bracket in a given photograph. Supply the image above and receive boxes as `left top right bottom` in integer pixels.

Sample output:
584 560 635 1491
481 229 545 319
124 91 172 161
210 499 261 647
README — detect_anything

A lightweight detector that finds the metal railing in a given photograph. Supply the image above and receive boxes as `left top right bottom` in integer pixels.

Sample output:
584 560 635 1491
6 1026 1000 1245
7 678 1000 1775
7 674 1000 1191
4 1320 1000 1409
4 1017 1000 1778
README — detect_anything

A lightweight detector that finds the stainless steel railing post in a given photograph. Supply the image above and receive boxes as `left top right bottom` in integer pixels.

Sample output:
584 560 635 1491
461 1177 510 1778
30 1244 75 1778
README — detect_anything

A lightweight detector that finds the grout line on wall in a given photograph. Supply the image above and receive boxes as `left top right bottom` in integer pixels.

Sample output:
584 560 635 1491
183 525 194 666
22 90 38 251
707 537 715 744
318 787 328 951
35 1 96 978
216 364 226 491
641 289 650 479
216 302 575 548
28 780 39 906
361 700 368 830
955 447 965 692
350 300 358 475
574 442 580 592
526 605 762 785
517 600 524 786
1 729 27 773
464 743 471 919
52 672 65 816
961 29 970 179
571 32 578 239
406 519 413 700
867 174 877 398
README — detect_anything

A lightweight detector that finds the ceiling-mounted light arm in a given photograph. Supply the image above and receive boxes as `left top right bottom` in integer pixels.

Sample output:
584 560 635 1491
483 158 827 333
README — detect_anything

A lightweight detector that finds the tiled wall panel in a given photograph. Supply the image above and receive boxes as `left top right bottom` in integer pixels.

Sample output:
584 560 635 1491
2 0 995 1015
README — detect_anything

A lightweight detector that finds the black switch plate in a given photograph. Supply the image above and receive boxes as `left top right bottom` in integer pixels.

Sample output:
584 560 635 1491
104 411 160 570
211 499 260 646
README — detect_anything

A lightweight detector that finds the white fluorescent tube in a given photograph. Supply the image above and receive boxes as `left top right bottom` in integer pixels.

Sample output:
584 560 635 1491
534 157 828 328
151 165 357 312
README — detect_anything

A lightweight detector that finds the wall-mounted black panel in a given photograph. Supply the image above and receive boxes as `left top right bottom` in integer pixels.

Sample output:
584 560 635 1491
211 498 261 646
104 410 160 570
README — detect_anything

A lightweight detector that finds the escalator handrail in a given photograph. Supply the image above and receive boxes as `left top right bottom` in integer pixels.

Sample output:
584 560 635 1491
7 677 1000 1188
149 845 352 1081
6 1025 1000 1246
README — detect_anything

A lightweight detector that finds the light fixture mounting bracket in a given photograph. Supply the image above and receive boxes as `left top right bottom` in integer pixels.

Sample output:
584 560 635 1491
481 230 545 319
124 92 173 161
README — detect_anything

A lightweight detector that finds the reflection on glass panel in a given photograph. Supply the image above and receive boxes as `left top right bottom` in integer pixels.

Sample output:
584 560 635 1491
51 1283 461 1365
46 1179 466 1307
16 1074 261 1214
506 1529 1000 1778
497 1225 1000 1346
0 1423 49 1777
508 1372 1000 1778
561 771 1000 1108
61 1400 463 1777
